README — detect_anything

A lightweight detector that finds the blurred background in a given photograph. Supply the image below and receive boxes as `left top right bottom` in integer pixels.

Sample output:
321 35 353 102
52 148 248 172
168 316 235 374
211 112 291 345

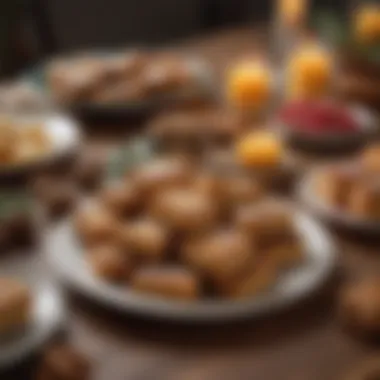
1 0 344 76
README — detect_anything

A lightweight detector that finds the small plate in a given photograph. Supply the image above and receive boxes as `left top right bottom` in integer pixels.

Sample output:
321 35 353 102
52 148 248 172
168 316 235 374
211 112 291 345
0 113 81 178
0 255 64 368
298 171 380 234
278 104 378 154
43 211 335 322
26 52 216 122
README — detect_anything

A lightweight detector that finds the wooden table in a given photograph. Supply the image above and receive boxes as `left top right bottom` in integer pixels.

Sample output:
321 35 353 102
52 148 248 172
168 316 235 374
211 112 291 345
5 27 380 380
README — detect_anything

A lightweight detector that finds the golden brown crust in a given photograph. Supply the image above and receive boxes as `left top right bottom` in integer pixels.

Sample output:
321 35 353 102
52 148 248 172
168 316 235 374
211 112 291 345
78 156 304 300
348 181 380 219
100 180 140 217
130 266 200 300
118 218 169 262
87 245 133 282
150 188 219 234
223 257 278 299
182 229 254 285
132 157 194 198
75 204 120 247
316 164 360 210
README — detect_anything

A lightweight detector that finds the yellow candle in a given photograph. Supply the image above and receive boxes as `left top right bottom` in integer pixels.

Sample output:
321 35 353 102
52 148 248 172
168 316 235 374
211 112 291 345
236 131 283 168
353 4 380 44
227 61 272 110
287 43 333 99
278 0 308 27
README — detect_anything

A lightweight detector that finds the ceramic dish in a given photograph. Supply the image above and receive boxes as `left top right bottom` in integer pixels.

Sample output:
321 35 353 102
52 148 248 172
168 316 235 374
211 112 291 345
26 52 216 122
277 104 378 154
0 113 81 178
298 170 380 234
0 254 64 368
43 209 335 322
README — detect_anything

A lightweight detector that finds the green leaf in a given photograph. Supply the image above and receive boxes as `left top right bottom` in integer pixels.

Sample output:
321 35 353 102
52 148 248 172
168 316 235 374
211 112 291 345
313 10 347 46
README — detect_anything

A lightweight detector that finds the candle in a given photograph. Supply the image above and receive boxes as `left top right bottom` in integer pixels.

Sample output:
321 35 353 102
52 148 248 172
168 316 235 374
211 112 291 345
226 61 273 112
353 4 380 44
277 0 308 28
236 131 283 168
286 43 333 99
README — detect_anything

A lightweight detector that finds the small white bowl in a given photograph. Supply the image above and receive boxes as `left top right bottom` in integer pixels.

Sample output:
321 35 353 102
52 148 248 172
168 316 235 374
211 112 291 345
0 113 81 178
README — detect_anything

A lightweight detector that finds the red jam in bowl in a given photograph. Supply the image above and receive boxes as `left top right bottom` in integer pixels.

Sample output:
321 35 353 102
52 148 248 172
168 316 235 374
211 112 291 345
279 101 360 135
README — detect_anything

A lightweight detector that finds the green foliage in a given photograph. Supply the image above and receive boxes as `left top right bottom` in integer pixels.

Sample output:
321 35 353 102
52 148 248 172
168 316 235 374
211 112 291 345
313 9 380 64
107 139 154 180
0 191 32 220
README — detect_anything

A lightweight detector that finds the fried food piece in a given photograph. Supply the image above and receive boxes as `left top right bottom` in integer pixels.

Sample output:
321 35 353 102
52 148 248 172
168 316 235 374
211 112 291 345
182 229 254 285
102 52 147 81
148 111 204 147
87 245 132 282
75 204 119 246
236 199 294 248
142 57 193 96
100 180 140 217
132 157 193 198
316 165 359 208
223 257 278 298
221 175 263 208
348 181 380 219
192 172 224 201
92 80 147 103
48 58 105 103
148 109 242 148
130 265 199 300
36 344 91 380
19 125 50 150
207 148 239 173
338 276 380 336
0 278 31 336
261 238 303 269
119 218 169 262
361 144 380 173
14 142 46 163
151 188 219 233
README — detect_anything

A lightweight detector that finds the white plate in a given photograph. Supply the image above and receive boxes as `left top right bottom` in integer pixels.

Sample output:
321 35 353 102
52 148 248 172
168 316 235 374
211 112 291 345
0 255 65 368
0 113 81 177
299 172 380 234
43 211 335 322
28 51 216 120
